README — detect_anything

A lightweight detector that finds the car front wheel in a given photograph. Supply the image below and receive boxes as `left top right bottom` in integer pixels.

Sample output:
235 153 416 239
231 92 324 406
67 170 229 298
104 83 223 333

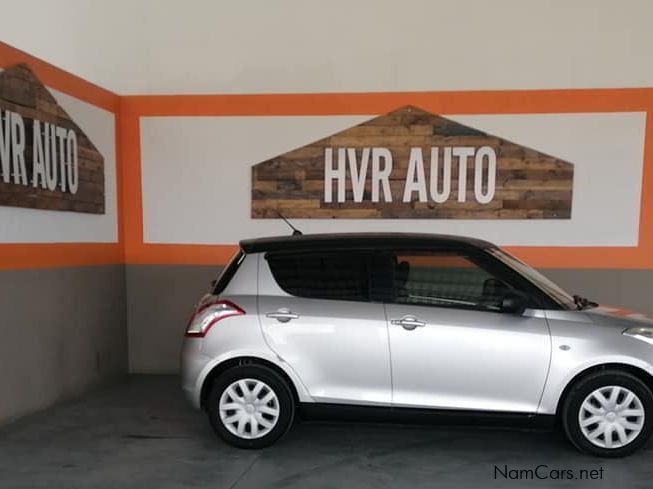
562 370 653 457
207 365 295 448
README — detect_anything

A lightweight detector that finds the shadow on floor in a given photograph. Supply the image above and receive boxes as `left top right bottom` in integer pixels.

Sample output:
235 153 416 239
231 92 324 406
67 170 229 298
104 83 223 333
1 375 651 489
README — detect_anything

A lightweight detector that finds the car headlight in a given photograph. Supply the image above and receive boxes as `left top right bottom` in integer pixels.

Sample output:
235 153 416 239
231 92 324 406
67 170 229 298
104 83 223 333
623 327 653 346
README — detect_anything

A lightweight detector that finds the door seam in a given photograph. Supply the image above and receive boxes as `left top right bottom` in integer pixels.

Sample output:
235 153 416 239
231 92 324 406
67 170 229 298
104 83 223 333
255 252 314 402
535 311 554 414
382 302 395 404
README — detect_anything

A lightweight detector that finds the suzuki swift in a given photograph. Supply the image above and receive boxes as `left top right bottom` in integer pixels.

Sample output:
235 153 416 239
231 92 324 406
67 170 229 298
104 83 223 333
181 233 653 457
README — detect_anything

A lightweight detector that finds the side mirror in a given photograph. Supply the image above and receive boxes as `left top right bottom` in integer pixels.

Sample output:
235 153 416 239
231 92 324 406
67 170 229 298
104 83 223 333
501 291 529 315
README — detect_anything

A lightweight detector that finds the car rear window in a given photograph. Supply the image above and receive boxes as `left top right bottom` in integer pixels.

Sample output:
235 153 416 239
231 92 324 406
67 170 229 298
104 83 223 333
212 249 245 295
266 251 369 302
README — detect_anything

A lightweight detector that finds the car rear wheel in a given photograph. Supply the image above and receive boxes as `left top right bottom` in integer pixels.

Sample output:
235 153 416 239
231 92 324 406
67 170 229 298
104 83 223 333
562 370 653 457
207 365 295 448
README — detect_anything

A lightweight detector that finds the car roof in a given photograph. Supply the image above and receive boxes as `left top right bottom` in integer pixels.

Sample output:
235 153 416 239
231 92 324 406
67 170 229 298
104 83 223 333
239 232 495 254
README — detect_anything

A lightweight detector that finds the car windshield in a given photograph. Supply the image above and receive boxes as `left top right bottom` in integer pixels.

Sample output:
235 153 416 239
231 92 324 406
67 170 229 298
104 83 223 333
487 247 576 309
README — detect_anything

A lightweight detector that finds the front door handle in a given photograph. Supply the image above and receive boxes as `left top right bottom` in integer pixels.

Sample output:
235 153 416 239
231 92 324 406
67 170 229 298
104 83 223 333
391 315 426 331
266 308 300 323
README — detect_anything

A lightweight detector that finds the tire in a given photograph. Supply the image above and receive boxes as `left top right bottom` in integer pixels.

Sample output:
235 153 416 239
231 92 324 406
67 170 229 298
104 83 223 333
206 365 295 449
561 370 653 457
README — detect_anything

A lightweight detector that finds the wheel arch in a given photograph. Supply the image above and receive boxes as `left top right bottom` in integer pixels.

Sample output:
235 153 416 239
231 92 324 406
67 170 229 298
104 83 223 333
199 356 305 409
555 362 653 416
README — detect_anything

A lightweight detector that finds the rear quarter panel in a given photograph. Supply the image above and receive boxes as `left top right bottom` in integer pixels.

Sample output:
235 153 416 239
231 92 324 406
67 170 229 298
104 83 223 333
186 253 313 407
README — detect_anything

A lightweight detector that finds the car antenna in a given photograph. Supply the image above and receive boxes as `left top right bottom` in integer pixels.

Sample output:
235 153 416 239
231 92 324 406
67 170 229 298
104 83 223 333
277 211 303 236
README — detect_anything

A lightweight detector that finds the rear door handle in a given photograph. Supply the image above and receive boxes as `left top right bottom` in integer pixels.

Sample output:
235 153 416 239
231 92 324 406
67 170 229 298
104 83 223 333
266 309 300 323
391 315 426 330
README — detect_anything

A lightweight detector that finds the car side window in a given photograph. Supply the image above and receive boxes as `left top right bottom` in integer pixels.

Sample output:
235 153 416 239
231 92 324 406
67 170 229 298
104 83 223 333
377 251 515 312
266 251 370 302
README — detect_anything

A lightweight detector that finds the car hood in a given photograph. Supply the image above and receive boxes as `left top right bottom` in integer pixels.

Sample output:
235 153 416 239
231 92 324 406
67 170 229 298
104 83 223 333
584 305 653 329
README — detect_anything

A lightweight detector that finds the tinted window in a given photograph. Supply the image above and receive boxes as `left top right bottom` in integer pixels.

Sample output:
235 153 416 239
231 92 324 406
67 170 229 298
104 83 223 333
267 252 370 302
373 251 515 311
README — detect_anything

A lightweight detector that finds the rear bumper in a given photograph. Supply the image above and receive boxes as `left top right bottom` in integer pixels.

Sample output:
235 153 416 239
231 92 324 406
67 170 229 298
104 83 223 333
180 337 212 409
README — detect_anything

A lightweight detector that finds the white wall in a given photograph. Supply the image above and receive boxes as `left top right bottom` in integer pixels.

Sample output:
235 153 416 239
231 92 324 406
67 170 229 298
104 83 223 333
140 112 645 247
1 0 653 94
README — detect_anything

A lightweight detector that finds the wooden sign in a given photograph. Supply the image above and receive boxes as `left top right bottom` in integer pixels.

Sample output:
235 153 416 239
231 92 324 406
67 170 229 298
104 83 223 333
251 106 573 219
0 64 104 214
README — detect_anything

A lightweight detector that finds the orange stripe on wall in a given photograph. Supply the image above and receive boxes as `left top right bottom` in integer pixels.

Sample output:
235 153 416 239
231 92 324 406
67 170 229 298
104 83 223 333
0 244 123 270
125 88 653 117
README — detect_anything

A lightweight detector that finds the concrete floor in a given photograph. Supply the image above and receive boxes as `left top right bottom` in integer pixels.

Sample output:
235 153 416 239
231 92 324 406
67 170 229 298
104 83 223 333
1 376 652 489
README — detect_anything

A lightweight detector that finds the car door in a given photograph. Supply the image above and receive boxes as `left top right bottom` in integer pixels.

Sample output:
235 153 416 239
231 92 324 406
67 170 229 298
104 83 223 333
379 249 551 413
258 250 392 406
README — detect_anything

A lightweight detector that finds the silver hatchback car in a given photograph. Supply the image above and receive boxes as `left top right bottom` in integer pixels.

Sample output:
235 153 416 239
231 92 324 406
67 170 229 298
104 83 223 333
181 233 653 456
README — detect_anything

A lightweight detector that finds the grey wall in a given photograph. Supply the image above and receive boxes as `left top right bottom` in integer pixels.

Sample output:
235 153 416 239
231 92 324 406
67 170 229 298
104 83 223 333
126 264 653 374
126 265 220 373
0 265 127 424
544 269 653 314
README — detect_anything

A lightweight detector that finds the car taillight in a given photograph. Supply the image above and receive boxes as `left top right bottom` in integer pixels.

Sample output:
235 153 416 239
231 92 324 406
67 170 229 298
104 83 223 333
185 300 245 337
